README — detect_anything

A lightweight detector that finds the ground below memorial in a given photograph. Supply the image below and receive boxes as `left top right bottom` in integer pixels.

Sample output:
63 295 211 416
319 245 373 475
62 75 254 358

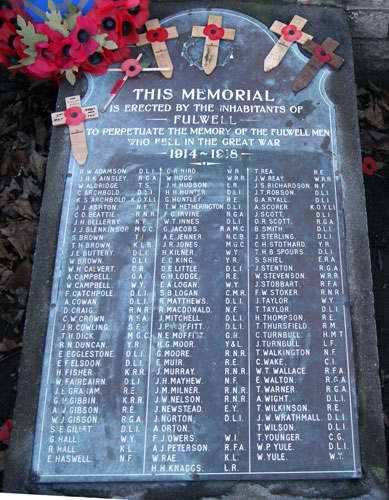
0 69 387 486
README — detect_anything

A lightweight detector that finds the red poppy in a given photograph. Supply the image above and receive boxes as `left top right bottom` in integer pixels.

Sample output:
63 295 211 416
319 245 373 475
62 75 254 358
88 0 148 28
0 419 12 446
0 17 16 51
0 46 13 66
23 41 59 79
90 0 124 8
117 9 138 45
35 22 64 42
0 0 26 13
69 15 99 63
4 37 24 71
0 7 24 28
108 44 131 63
35 40 58 62
314 46 332 64
12 31 27 54
120 57 141 76
50 37 74 69
26 56 59 79
88 3 121 43
362 156 378 175
203 24 224 41
281 24 302 42
81 49 112 75
125 0 149 29
146 27 168 43
64 106 86 126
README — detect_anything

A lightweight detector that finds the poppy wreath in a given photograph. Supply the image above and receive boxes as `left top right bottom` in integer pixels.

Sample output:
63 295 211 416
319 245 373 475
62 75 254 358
0 0 150 83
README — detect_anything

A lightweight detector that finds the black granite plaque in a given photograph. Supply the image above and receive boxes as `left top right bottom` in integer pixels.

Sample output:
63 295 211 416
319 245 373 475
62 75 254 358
31 8 361 482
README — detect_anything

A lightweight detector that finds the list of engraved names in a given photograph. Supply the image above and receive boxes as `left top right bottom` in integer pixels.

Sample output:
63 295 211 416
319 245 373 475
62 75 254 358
34 85 359 481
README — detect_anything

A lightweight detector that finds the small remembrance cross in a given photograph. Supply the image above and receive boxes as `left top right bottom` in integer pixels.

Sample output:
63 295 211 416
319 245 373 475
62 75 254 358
136 18 178 79
191 15 235 75
101 54 170 113
51 95 98 166
264 15 312 72
293 37 344 92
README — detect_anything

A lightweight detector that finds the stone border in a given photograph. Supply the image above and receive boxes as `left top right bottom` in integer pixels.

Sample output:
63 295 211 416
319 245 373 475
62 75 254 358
3 2 387 498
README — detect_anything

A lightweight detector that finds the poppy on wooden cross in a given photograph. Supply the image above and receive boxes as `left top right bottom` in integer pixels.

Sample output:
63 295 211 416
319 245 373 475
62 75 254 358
293 37 344 92
101 54 171 113
51 95 98 166
136 18 179 79
264 15 313 72
191 15 236 75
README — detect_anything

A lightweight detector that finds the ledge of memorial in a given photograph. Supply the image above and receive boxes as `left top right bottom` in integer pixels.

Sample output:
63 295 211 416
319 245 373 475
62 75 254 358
3 2 388 499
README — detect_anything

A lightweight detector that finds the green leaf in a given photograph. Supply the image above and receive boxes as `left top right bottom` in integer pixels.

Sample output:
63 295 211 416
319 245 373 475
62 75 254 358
140 62 151 68
92 32 109 51
22 46 37 59
45 1 69 38
103 40 118 50
11 56 36 67
16 15 48 50
60 65 78 85
64 5 81 31
66 71 76 85
47 0 55 12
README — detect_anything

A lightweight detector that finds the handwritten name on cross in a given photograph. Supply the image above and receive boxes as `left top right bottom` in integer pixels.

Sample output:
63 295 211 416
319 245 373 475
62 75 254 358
51 95 98 166
191 15 235 75
264 15 312 72
293 37 344 92
136 18 178 79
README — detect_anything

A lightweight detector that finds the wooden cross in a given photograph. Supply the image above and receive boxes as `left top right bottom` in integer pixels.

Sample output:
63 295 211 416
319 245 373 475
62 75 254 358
264 15 312 72
136 18 178 79
101 54 170 113
191 15 235 75
51 96 98 166
292 37 344 92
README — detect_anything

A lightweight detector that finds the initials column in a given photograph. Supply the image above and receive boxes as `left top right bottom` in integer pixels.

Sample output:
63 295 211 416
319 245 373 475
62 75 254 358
223 165 250 473
312 168 355 464
119 166 161 471
144 166 210 476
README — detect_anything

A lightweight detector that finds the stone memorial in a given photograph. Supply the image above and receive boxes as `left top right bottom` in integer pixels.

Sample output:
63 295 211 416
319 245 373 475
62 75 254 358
4 2 387 499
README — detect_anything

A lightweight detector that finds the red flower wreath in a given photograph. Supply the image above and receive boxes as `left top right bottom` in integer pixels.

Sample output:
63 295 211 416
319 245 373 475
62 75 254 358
146 27 168 43
0 0 150 83
64 106 86 126
203 24 224 41
314 46 332 64
281 24 302 42
362 157 378 176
